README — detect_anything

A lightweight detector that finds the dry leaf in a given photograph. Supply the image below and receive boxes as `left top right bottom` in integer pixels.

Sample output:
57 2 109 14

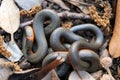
0 58 13 80
67 0 89 14
0 0 20 34
42 69 60 80
69 71 95 80
91 70 103 80
100 56 115 80
109 0 120 58
100 74 114 80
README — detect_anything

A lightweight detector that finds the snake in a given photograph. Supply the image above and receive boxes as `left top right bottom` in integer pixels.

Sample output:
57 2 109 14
69 24 104 72
49 24 103 74
42 49 100 74
69 40 102 72
50 24 104 51
70 24 104 49
22 9 60 63
50 27 87 51
50 27 84 77
42 51 71 78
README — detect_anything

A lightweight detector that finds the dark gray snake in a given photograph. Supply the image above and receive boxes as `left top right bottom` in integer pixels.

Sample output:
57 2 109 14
70 24 104 49
69 40 102 72
50 27 87 51
42 49 100 73
49 24 104 73
22 9 60 63
68 24 104 72
50 24 104 51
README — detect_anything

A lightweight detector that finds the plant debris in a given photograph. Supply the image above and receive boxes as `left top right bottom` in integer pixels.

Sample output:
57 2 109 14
20 5 42 17
88 1 112 31
0 36 12 57
4 62 22 72
62 21 73 29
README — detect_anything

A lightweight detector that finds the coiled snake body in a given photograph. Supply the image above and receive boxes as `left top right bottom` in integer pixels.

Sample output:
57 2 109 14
23 9 60 63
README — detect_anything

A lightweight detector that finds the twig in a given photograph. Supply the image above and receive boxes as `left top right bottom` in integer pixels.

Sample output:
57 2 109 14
20 20 33 28
67 0 91 6
31 56 65 80
58 11 91 19
20 11 91 28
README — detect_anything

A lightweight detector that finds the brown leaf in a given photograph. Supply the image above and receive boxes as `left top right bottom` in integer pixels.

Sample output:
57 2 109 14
109 0 120 58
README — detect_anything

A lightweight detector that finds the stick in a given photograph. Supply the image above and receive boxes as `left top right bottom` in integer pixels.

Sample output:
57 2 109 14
58 11 91 19
31 56 65 80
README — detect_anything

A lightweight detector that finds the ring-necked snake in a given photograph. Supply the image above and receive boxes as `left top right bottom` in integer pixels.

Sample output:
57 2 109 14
22 9 60 63
70 24 104 49
42 51 70 78
69 40 102 72
42 49 100 73
50 27 87 51
69 24 103 72
50 24 104 51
